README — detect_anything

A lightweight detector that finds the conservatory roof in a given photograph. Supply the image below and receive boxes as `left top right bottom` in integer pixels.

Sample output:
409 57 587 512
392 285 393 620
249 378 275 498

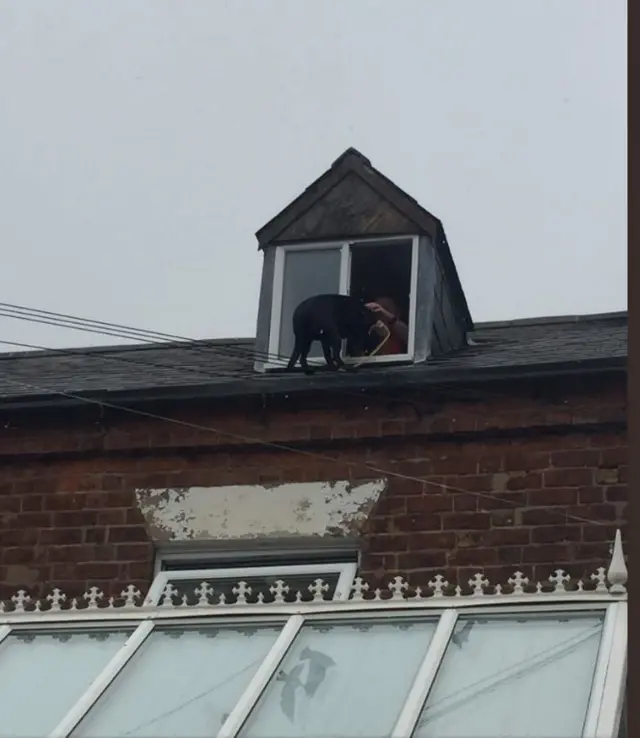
0 533 628 738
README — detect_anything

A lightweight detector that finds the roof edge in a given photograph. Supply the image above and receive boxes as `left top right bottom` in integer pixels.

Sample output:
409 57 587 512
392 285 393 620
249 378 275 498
0 355 626 412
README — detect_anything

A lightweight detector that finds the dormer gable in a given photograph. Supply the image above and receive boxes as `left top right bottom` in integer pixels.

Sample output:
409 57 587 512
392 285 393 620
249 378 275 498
253 148 473 372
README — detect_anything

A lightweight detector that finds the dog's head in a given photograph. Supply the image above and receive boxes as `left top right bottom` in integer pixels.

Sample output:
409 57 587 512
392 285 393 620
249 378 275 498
344 300 375 333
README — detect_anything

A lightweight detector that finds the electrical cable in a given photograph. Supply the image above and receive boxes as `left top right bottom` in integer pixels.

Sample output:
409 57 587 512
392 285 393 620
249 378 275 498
0 372 609 528
0 302 622 530
0 335 502 427
0 302 602 417
0 302 289 365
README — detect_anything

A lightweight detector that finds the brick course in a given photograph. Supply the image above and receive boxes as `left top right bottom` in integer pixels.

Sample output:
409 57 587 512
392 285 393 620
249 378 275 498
0 375 627 600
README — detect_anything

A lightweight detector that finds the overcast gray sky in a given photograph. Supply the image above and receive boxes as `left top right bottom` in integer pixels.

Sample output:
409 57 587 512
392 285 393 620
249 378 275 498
0 0 626 350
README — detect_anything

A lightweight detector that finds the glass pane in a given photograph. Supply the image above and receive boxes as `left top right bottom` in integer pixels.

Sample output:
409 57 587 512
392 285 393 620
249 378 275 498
414 611 605 738
278 248 342 360
240 617 439 738
73 623 282 738
0 627 131 738
162 572 341 605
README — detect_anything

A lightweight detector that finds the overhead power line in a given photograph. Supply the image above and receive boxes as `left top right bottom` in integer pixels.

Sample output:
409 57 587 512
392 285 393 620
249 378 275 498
0 300 625 450
0 302 535 411
0 301 289 366
0 371 610 529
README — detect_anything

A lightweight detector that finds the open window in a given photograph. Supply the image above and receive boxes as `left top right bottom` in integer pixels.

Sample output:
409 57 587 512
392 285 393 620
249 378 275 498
267 236 419 369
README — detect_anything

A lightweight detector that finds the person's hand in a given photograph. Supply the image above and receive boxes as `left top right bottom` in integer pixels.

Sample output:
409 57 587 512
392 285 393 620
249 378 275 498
371 319 387 336
365 302 395 323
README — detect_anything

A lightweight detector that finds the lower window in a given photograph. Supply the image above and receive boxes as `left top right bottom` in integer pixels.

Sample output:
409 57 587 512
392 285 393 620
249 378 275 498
145 560 358 606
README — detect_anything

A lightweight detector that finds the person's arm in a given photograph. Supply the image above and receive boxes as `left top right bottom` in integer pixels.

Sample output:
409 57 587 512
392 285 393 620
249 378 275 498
366 302 409 350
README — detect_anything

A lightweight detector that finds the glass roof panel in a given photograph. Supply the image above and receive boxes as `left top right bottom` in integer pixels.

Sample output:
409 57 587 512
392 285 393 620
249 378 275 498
239 616 439 738
0 627 132 738
0 598 625 738
72 622 282 738
413 610 606 738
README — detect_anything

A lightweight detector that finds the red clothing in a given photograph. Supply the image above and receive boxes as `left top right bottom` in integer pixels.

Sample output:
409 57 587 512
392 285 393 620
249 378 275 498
376 333 405 355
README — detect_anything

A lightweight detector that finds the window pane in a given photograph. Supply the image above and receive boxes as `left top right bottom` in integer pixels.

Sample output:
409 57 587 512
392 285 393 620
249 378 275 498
278 248 342 360
161 572 341 605
73 623 282 738
240 617 439 738
0 628 131 738
414 611 605 738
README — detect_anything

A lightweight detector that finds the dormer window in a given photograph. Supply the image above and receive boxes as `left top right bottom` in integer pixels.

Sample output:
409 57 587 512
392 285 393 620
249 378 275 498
268 236 418 369
253 148 473 372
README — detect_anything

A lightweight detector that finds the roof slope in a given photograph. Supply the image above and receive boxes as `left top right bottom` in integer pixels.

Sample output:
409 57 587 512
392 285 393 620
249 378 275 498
0 312 626 408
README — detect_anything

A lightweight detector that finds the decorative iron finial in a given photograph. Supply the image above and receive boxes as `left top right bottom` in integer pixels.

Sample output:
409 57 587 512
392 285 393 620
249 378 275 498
607 528 627 594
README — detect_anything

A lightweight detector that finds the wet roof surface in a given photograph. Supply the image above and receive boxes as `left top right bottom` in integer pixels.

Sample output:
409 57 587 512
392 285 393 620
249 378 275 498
0 312 627 405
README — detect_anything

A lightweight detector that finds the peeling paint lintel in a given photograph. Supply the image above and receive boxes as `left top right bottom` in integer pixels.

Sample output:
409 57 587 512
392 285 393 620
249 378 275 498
135 479 387 544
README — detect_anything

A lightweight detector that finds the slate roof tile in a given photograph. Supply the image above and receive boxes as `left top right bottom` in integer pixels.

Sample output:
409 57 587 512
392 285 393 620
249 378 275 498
0 312 627 404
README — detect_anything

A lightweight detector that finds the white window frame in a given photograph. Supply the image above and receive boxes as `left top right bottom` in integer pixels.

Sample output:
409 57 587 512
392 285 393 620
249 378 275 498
0 595 622 738
267 235 420 370
145 561 358 606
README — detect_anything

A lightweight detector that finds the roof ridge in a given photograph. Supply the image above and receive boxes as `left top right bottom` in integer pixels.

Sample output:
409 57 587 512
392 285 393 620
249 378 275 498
0 336 256 360
474 311 627 330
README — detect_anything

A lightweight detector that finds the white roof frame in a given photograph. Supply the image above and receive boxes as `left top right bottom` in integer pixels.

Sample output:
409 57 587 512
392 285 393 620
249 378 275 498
0 531 627 738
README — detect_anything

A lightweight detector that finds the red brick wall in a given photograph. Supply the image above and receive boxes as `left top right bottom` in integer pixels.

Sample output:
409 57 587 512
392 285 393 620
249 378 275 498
360 433 627 587
0 375 627 601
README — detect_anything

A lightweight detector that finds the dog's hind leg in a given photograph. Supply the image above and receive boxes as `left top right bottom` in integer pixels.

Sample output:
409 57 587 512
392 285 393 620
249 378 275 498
320 336 337 370
287 337 304 370
324 328 346 370
298 337 315 375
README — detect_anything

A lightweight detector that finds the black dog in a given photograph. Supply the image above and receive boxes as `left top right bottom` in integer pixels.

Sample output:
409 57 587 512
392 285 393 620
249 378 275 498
286 294 381 374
